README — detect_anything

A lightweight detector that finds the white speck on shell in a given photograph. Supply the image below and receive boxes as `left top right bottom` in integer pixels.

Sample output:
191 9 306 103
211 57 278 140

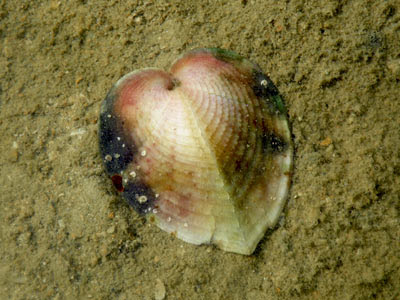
138 195 147 203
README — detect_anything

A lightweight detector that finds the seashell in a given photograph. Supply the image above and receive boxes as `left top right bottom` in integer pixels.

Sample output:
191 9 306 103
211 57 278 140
99 48 293 255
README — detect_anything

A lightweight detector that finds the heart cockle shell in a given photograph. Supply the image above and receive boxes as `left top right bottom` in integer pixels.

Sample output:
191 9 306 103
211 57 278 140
99 48 293 255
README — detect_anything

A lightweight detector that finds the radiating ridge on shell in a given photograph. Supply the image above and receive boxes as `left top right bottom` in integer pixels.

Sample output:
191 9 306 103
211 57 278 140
99 48 293 255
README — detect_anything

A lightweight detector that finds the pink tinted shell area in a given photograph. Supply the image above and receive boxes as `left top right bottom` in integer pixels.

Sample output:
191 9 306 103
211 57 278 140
113 69 174 124
171 50 235 83
170 50 257 99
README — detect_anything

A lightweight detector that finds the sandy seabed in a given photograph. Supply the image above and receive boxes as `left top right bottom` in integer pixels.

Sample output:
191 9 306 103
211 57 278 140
1 1 399 299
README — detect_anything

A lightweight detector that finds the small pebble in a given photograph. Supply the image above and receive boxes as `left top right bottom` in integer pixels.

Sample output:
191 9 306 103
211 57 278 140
154 279 166 300
320 137 332 146
107 226 115 234
58 219 65 229
9 149 19 162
